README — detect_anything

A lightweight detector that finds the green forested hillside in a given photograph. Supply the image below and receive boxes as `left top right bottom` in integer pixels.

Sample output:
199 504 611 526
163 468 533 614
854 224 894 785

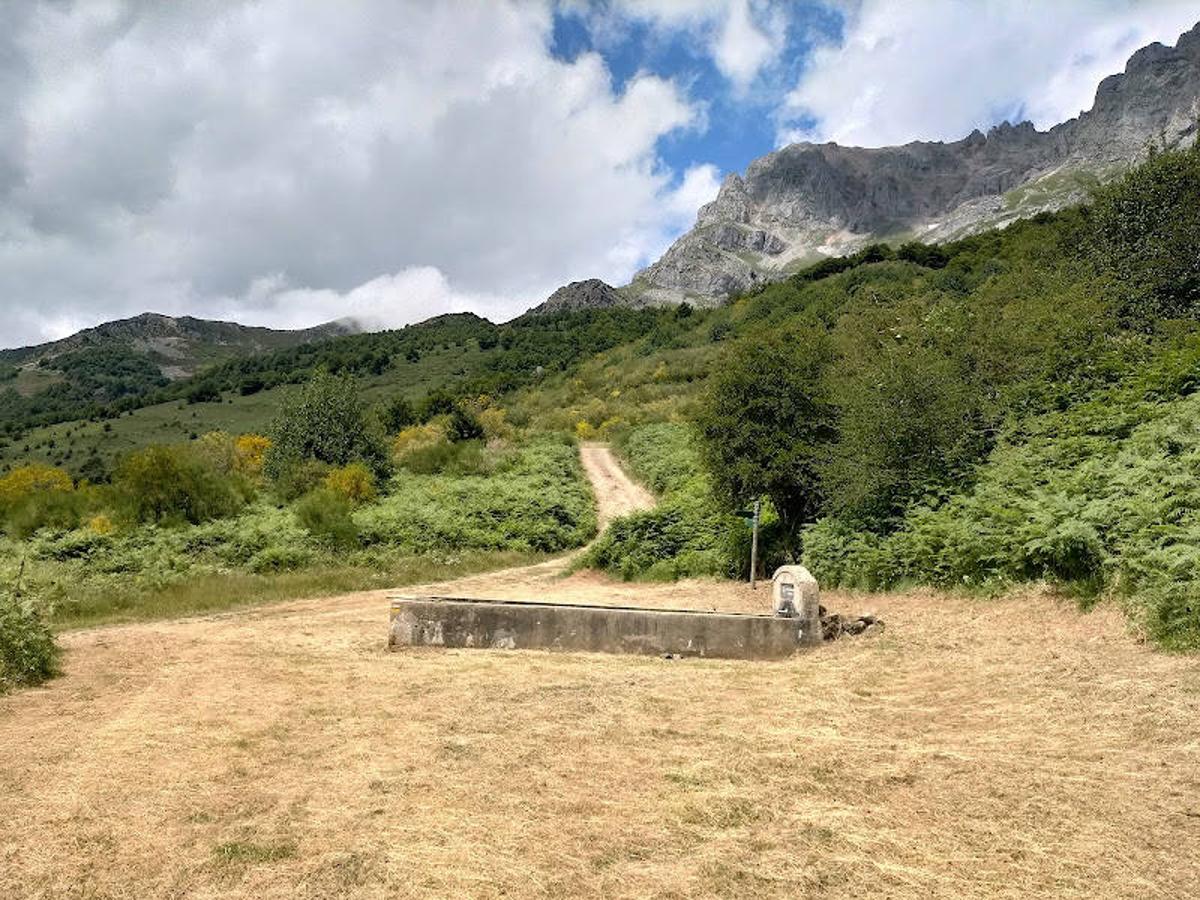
4 143 1200 683
599 143 1200 649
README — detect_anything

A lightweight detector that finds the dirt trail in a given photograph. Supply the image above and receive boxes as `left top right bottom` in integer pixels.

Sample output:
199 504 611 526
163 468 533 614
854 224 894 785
2 448 1199 899
578 442 655 529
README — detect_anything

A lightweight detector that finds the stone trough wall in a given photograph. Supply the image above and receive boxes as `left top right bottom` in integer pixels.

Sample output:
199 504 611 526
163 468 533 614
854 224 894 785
388 595 821 660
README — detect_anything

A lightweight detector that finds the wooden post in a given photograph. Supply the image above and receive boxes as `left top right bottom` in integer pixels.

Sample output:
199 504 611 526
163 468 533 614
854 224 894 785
749 499 761 590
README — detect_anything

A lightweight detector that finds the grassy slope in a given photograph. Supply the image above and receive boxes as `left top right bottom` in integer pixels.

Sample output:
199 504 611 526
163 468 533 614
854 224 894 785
0 340 484 472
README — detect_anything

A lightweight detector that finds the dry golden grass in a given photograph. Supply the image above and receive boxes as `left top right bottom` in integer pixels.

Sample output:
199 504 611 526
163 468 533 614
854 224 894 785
1 565 1199 899
2 448 1198 898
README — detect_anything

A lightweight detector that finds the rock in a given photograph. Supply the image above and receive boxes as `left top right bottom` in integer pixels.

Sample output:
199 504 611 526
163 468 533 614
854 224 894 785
524 278 631 316
626 22 1200 305
821 609 883 641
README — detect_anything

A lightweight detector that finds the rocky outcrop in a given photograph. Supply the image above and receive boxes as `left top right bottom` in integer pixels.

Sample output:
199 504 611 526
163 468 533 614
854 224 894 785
627 22 1200 306
523 278 631 316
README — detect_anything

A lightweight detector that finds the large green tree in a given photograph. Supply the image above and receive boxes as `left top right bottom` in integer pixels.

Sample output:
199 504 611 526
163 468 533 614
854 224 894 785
263 370 391 482
694 325 837 546
1091 142 1200 324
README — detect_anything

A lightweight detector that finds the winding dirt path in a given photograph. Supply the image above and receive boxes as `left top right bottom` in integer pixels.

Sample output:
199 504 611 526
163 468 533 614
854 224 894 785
578 442 655 529
1 447 1198 899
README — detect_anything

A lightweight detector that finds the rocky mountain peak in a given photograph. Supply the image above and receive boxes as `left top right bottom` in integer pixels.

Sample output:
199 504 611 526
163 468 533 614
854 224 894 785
614 20 1200 308
523 279 630 317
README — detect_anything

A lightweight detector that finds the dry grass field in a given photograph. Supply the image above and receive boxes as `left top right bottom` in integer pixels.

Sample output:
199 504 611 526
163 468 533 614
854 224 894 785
2 448 1198 898
3 573 1198 898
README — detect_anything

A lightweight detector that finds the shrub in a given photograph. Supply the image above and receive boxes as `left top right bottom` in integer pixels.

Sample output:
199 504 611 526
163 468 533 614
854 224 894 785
323 462 376 505
270 459 331 502
186 382 221 404
248 545 313 573
295 489 360 548
392 422 445 462
398 438 495 476
233 434 271 477
379 395 415 433
193 431 237 474
88 514 115 535
4 490 88 539
448 404 485 442
0 463 73 509
114 444 248 525
0 591 58 692
477 407 513 441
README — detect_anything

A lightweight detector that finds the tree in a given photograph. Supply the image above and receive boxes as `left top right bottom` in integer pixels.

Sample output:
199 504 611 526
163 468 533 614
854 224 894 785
263 370 391 482
821 291 987 526
693 325 837 548
1091 142 1200 324
379 395 415 434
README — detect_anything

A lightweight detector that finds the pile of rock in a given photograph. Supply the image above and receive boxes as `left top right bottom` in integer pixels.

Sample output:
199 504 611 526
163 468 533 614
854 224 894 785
820 606 883 641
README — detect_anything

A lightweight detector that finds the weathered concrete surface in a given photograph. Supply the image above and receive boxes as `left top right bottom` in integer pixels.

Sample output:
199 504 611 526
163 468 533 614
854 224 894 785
388 595 820 659
772 565 819 620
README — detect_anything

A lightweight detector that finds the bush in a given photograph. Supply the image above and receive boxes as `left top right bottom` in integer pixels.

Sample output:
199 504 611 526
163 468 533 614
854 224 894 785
396 432 497 476
114 444 248 525
0 591 58 692
271 459 331 503
295 489 360 548
233 434 271 477
448 405 485 442
248 545 313 573
4 490 88 539
392 421 445 461
379 395 415 433
323 462 376 505
0 463 73 509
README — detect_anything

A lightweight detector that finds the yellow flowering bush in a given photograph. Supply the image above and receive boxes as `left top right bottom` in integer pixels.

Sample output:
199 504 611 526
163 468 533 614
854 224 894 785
234 434 272 476
323 462 376 505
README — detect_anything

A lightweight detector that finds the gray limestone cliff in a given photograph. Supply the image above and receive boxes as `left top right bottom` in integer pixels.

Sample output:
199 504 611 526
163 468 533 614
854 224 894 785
616 22 1200 306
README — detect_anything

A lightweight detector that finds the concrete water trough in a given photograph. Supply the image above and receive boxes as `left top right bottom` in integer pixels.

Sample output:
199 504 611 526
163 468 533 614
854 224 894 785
388 568 822 660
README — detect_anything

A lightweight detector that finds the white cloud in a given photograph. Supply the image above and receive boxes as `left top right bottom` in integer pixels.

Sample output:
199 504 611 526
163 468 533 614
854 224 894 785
600 0 788 90
713 0 782 91
225 267 520 333
0 0 710 346
783 0 1200 147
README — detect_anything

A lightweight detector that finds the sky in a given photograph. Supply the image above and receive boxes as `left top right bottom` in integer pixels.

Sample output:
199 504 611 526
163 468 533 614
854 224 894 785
1 0 1198 349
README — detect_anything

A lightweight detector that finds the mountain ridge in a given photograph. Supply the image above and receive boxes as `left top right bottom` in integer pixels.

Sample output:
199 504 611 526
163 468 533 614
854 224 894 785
1 312 358 380
540 21 1200 310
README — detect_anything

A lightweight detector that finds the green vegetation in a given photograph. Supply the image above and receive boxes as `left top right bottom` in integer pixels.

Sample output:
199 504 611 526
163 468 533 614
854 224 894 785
802 351 1200 649
0 434 591 632
0 590 58 692
263 368 391 484
684 143 1200 649
584 424 736 580
5 143 1200 665
694 324 835 545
